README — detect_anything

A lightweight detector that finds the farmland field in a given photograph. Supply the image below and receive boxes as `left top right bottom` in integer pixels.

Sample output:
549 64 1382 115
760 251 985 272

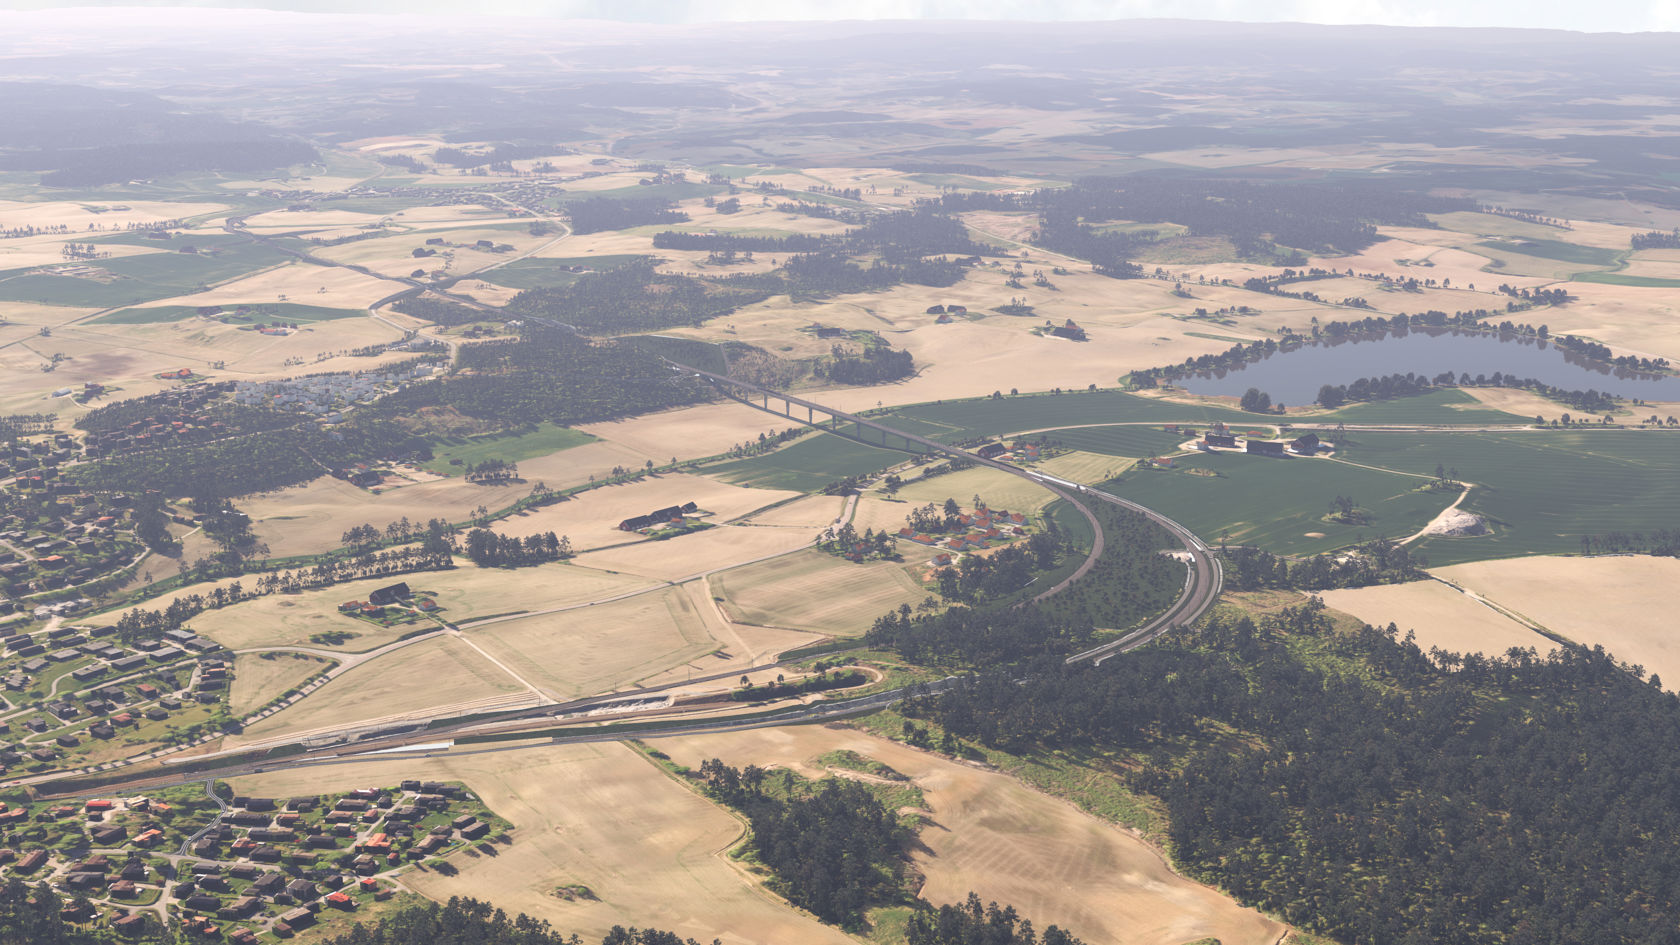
885 391 1256 440
228 742 858 945
1101 452 1448 556
92 302 365 325
467 586 719 699
1318 581 1553 658
657 725 1287 945
420 422 598 475
1310 388 1529 425
0 239 293 307
228 652 331 715
236 635 527 741
1335 430 1680 564
1573 271 1680 288
475 255 648 289
489 472 802 552
712 549 929 637
1434 555 1680 686
1047 425 1191 458
703 432 907 492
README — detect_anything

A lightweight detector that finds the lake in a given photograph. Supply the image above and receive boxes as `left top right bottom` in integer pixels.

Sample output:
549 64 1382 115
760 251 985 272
1177 329 1680 405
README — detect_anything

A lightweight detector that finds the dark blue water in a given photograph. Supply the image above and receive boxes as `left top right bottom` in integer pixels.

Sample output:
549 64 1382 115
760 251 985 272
1177 329 1680 405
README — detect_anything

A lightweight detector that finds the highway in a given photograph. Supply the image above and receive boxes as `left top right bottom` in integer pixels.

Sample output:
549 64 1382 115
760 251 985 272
31 375 1223 799
669 361 1225 664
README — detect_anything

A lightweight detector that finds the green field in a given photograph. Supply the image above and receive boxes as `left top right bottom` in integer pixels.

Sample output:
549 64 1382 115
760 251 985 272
421 422 597 475
1308 389 1528 426
1046 425 1189 457
87 231 254 250
476 255 648 290
705 432 906 492
1573 271 1680 288
885 391 1257 442
1473 238 1620 266
1100 452 1448 557
93 303 365 325
1334 430 1680 565
0 239 292 307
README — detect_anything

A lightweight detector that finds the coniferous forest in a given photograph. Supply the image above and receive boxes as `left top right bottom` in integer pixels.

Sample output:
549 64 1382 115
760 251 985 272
898 598 1680 945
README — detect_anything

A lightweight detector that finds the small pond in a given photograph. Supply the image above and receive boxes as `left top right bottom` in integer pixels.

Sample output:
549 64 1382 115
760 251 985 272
1176 329 1680 405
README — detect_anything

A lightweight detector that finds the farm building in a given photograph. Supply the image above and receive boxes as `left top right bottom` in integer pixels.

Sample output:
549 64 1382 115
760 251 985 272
976 442 1007 460
1203 433 1237 448
368 583 410 606
1246 439 1287 458
1050 319 1087 341
618 501 699 532
1289 432 1322 454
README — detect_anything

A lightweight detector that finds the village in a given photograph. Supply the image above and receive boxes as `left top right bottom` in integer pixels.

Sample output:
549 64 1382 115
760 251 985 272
0 779 507 943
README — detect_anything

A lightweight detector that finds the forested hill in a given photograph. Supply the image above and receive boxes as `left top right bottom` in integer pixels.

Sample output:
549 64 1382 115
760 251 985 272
935 178 1472 264
901 598 1680 945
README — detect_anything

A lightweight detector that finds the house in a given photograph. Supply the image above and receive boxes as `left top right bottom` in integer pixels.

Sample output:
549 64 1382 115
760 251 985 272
1203 433 1237 449
1246 439 1287 458
16 849 46 871
461 821 490 840
1289 432 1322 454
113 912 146 936
367 582 410 606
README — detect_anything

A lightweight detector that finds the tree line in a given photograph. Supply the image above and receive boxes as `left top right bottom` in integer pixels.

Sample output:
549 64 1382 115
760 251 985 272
1219 538 1427 591
462 527 571 567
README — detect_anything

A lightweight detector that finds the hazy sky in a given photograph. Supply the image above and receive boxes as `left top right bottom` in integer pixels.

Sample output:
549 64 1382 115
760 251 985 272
3 0 1678 33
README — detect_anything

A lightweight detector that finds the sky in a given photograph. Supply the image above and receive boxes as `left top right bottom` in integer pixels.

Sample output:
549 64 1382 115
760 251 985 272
1 0 1677 33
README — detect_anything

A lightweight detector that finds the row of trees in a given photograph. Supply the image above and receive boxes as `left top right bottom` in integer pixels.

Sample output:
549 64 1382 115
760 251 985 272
1218 538 1427 591
462 528 571 567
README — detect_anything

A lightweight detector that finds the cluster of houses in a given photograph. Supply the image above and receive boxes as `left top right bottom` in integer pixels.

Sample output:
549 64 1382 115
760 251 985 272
11 781 501 940
1196 427 1326 458
900 508 1031 554
0 481 139 595
79 383 234 458
231 361 443 418
974 441 1043 463
0 623 228 775
618 501 700 533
